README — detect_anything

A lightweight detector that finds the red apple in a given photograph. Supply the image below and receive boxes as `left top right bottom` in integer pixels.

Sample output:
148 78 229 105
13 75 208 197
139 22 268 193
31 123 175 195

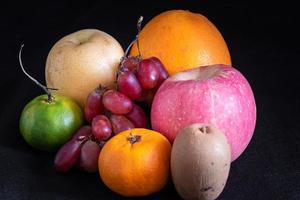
151 64 256 161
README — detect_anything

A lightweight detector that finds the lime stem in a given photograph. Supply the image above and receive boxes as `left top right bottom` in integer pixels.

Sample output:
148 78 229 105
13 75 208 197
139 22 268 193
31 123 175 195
18 44 57 102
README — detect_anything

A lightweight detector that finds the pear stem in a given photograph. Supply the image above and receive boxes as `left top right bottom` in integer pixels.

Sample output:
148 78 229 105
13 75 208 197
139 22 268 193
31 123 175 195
18 44 57 102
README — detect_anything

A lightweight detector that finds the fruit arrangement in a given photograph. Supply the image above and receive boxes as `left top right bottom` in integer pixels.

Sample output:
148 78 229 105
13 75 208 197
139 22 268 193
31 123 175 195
19 10 256 200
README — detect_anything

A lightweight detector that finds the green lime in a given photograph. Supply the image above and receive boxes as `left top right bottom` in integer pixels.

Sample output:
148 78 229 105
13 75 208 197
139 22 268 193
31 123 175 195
19 94 83 151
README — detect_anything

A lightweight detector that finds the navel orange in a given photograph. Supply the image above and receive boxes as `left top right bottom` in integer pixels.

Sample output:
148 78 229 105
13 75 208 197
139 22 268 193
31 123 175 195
130 10 231 75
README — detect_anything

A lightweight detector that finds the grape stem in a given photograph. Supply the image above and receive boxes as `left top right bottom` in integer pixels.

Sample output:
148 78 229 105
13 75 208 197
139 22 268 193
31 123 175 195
120 16 144 67
116 16 144 85
136 16 143 58
18 44 58 102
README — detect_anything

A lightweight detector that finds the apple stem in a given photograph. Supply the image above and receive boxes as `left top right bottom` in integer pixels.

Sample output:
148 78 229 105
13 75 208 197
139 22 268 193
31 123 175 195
18 44 58 102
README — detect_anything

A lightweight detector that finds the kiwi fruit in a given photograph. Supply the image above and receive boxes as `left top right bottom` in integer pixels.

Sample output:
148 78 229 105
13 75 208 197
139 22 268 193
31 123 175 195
171 123 231 200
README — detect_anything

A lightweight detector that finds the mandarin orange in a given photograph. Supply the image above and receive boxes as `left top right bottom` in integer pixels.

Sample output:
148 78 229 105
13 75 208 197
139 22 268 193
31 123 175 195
98 128 171 197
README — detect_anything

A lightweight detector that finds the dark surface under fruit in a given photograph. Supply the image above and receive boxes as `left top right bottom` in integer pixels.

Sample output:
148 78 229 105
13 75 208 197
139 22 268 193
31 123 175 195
1 1 300 200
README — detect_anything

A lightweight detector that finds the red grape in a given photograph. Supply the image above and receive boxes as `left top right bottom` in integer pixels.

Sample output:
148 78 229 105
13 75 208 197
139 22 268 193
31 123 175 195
92 115 112 141
117 71 142 100
123 56 140 71
149 57 169 86
137 88 157 105
137 59 159 89
125 104 148 128
78 140 101 173
110 114 135 135
54 126 92 172
71 126 92 141
102 90 133 114
84 86 106 123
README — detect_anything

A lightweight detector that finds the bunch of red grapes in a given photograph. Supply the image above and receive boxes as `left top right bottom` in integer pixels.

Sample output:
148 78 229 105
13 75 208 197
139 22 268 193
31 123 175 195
54 56 169 173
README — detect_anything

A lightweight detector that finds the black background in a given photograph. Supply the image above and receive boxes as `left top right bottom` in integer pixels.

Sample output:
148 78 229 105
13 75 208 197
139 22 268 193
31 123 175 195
1 1 300 199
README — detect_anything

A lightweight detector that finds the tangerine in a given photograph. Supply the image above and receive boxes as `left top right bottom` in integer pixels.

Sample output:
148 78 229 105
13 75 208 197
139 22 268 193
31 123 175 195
98 128 171 197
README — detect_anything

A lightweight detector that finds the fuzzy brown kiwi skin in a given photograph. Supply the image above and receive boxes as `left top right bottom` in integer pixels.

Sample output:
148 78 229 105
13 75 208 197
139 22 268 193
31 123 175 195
171 123 231 200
